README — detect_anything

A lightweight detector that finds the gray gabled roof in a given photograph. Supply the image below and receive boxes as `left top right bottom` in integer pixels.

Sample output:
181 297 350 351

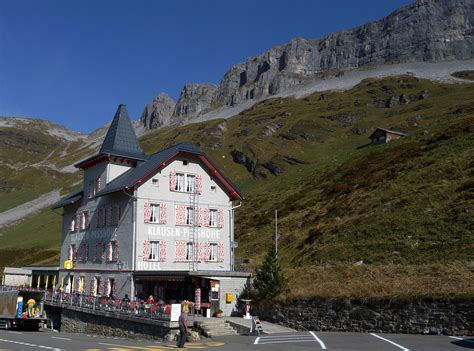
51 190 83 210
96 142 243 200
99 104 145 159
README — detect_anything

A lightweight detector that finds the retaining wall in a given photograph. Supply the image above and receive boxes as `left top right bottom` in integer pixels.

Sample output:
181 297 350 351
257 298 473 335
58 307 176 340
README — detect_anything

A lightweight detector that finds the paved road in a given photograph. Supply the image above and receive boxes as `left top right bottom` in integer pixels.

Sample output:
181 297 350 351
0 329 472 350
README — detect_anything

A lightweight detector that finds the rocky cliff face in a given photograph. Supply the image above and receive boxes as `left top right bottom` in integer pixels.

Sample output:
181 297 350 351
140 93 175 129
142 0 474 129
173 83 217 121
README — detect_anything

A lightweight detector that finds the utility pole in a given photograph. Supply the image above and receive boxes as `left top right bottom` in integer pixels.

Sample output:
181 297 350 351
275 210 278 256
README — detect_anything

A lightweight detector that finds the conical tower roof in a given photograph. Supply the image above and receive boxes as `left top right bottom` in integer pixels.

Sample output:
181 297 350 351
99 104 145 158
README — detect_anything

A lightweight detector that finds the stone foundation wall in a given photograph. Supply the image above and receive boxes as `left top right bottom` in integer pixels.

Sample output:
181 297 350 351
258 298 473 335
60 308 170 340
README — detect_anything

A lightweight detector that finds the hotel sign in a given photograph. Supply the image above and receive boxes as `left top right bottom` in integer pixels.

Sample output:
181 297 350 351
136 261 161 271
147 226 220 239
70 228 118 242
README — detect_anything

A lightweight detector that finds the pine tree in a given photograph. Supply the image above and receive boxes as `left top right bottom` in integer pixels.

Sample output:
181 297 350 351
253 244 286 303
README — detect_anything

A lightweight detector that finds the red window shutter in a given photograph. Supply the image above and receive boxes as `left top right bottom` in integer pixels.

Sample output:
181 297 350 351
113 241 119 261
198 208 204 227
90 279 95 295
143 240 150 261
169 171 176 191
205 208 211 227
101 242 106 261
218 209 225 228
160 203 167 224
196 175 203 194
175 205 186 225
204 242 211 262
73 245 78 262
74 276 80 293
175 241 186 262
197 242 204 261
159 240 167 262
144 202 151 223
107 207 112 227
99 279 105 295
218 242 225 262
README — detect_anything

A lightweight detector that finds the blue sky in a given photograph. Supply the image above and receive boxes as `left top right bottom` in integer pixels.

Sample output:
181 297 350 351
0 0 412 133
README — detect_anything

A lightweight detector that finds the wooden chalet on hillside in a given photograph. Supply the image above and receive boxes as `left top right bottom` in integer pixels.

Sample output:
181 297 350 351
369 128 406 145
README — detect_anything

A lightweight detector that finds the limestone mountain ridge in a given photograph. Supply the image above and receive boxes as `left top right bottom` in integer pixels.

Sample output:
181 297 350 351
140 0 474 129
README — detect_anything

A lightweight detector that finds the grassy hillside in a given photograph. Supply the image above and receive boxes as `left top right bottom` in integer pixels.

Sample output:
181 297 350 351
0 119 91 267
140 75 474 298
1 75 473 298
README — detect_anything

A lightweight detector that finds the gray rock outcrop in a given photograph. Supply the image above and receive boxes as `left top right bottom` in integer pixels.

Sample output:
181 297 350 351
173 83 217 122
142 0 474 129
140 93 175 129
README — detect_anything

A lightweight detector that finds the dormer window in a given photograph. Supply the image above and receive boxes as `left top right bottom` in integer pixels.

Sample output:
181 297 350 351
170 171 202 194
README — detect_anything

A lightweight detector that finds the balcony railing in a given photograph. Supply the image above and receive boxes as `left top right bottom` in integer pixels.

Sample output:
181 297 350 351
44 290 172 321
0 285 172 321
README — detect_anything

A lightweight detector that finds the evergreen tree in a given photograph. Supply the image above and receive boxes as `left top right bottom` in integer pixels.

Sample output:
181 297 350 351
253 244 286 303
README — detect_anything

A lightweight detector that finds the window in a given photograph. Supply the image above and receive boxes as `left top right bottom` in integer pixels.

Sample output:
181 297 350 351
70 215 76 232
173 172 198 193
149 241 161 261
149 204 160 223
209 209 218 227
97 208 106 227
186 174 196 192
209 243 218 262
68 245 74 261
106 242 113 261
175 173 185 191
186 207 195 225
95 243 103 262
80 212 89 230
111 205 121 226
111 206 118 226
71 244 77 261
79 276 85 293
105 241 118 262
88 181 95 198
94 277 101 296
182 160 188 166
117 204 121 222
108 278 115 296
152 178 159 187
211 185 217 192
186 242 194 261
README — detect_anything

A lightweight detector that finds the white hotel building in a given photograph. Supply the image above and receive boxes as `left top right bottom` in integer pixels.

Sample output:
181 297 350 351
52 105 249 316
